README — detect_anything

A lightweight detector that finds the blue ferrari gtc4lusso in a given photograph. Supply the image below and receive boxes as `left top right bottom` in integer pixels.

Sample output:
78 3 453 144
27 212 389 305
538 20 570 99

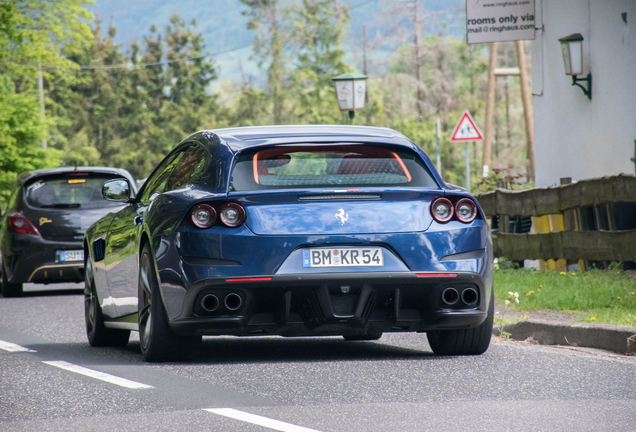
84 125 494 361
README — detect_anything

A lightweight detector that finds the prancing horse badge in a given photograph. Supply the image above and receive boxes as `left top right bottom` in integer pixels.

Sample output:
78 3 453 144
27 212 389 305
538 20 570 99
335 209 348 225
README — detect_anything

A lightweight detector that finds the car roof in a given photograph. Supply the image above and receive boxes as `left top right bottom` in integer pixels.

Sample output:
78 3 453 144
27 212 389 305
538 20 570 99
200 125 417 152
16 166 135 186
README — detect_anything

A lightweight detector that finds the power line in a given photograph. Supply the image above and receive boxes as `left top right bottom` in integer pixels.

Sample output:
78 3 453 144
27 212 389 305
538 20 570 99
71 0 377 71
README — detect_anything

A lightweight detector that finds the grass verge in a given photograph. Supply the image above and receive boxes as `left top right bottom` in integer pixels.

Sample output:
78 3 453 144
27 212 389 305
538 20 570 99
493 268 636 327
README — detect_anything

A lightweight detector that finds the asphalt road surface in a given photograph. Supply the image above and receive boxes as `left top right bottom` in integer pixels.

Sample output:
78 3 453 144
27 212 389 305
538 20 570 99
1 285 635 432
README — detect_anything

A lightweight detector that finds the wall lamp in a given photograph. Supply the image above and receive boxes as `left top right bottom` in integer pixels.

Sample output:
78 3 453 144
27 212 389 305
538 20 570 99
558 33 592 100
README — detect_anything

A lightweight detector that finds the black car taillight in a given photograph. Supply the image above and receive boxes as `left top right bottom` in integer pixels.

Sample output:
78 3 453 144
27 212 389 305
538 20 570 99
455 198 477 223
430 198 454 223
190 204 217 229
8 213 41 236
219 203 246 228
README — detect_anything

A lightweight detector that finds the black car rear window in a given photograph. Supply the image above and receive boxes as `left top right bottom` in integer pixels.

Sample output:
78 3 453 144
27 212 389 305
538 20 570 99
24 173 128 209
229 144 438 191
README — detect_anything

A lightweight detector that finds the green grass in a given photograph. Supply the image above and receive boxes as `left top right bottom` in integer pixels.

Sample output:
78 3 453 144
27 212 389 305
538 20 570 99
493 268 636 327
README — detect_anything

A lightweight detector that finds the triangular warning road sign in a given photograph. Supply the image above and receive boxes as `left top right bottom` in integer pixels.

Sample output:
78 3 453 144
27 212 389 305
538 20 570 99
450 111 483 142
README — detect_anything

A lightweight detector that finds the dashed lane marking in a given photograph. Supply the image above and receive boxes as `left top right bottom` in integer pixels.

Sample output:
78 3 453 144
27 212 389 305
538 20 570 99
43 361 154 389
204 408 322 432
0 340 36 352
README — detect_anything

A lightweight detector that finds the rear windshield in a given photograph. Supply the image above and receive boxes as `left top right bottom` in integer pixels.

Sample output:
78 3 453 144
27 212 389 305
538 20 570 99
24 174 128 209
229 144 438 191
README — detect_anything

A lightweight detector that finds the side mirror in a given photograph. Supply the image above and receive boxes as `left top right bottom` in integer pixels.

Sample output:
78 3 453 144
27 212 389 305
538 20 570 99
102 179 132 202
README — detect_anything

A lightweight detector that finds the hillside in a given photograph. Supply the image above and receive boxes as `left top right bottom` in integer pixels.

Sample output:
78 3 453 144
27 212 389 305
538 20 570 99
89 0 465 83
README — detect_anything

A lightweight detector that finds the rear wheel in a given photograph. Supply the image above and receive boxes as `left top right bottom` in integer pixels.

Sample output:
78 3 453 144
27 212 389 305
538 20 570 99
343 330 383 341
1 260 22 298
84 258 130 347
138 243 201 362
427 290 494 356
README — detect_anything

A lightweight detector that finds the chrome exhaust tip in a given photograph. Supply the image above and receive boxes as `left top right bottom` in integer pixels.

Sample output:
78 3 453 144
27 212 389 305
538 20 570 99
224 293 243 311
461 288 478 305
201 294 220 312
441 287 459 305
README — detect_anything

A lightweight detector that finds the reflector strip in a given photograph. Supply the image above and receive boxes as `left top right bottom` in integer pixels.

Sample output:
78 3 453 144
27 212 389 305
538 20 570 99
226 277 273 282
416 273 458 278
68 179 86 184
321 190 359 193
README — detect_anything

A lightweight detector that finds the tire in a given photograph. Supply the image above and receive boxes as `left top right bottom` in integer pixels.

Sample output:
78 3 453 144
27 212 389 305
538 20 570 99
343 330 383 341
1 260 23 298
427 290 494 356
138 243 201 362
85 258 130 347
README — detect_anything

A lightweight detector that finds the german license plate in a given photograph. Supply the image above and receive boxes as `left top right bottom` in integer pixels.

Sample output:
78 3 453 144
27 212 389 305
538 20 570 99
302 247 383 268
59 250 84 262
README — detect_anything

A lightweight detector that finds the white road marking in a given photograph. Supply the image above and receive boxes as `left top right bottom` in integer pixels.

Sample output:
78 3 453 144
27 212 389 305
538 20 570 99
42 361 153 389
204 408 322 432
0 340 36 352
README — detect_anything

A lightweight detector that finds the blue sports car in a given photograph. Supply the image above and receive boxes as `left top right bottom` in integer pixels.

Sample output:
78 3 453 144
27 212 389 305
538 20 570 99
84 125 494 361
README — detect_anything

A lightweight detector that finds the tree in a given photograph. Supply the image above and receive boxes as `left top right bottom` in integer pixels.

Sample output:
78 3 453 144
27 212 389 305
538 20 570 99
240 0 289 124
289 0 352 124
0 0 92 204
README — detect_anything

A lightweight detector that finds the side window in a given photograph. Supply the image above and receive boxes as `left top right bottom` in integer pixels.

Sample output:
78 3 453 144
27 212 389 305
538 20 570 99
139 150 186 202
164 145 209 192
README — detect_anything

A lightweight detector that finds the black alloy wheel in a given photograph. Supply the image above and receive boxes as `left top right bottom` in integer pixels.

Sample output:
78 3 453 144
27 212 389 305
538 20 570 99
84 257 130 347
1 260 23 298
426 290 495 356
138 243 201 362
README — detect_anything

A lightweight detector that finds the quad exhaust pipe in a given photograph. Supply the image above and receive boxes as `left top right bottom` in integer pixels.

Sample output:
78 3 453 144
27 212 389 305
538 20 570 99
200 292 244 312
441 287 478 306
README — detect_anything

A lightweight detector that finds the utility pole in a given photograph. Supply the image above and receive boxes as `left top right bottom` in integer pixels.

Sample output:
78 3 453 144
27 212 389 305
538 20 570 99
516 40 535 178
413 0 424 122
482 42 497 177
38 61 47 150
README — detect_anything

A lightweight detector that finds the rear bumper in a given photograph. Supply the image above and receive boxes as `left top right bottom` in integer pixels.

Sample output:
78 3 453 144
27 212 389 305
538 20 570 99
168 271 491 337
3 233 84 284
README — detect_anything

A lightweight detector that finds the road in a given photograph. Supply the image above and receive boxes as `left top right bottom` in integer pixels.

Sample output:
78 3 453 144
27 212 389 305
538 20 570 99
1 286 635 432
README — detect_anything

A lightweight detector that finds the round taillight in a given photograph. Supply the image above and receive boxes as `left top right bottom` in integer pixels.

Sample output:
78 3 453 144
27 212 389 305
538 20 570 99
431 198 454 223
455 198 477 223
220 203 246 228
191 204 216 229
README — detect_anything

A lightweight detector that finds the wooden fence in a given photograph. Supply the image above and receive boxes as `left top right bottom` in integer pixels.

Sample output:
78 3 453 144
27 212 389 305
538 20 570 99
474 174 636 263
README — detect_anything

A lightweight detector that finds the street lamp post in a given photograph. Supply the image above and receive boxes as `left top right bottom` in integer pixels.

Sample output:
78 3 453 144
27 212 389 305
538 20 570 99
332 72 368 123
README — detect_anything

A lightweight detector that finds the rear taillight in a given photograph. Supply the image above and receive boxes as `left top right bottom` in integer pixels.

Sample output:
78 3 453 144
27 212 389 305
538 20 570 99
188 202 246 229
430 198 454 223
190 204 217 229
8 213 41 236
455 198 477 223
220 203 246 228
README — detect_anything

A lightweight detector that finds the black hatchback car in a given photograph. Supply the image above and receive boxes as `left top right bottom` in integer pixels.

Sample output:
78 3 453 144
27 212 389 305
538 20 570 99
0 167 136 297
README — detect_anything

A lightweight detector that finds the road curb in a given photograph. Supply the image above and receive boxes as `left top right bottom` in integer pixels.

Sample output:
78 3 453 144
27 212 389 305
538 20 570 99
493 320 636 354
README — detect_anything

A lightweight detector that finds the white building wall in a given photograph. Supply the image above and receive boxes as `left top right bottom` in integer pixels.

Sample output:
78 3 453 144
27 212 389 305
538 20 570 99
532 0 636 187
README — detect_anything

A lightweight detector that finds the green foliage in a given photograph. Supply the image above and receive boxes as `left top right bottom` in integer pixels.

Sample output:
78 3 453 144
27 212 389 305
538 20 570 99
0 1 535 196
0 0 89 205
494 268 636 327
288 0 352 124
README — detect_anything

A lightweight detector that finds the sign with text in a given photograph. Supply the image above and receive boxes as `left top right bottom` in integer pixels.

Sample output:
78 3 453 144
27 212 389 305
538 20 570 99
466 0 536 44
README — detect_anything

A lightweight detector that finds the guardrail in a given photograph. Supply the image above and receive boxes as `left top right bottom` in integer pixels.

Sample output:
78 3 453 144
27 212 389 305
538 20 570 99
474 174 636 263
